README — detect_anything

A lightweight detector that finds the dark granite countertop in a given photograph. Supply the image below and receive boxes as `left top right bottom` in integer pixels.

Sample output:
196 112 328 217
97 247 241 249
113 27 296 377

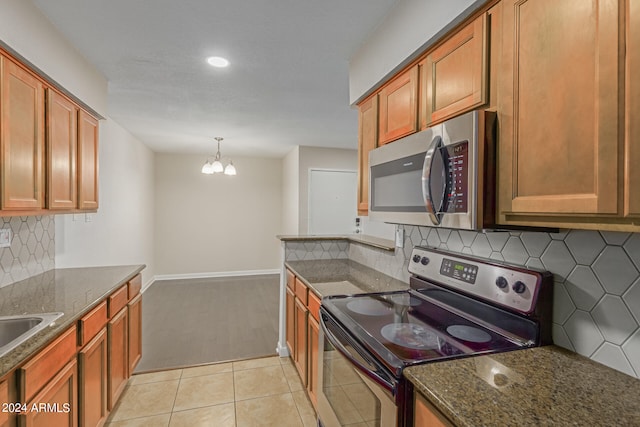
285 258 408 297
0 265 145 378
404 345 640 427
277 234 396 252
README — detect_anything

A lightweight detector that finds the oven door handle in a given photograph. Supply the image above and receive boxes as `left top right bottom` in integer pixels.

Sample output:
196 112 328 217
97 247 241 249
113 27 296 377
320 312 397 393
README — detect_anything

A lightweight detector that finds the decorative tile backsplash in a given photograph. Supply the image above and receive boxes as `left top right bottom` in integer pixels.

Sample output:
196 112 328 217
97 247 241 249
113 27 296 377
348 226 640 379
0 216 55 288
283 229 640 378
284 240 349 261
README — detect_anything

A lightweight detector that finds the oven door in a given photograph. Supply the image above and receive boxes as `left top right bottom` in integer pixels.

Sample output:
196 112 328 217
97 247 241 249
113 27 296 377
317 310 399 427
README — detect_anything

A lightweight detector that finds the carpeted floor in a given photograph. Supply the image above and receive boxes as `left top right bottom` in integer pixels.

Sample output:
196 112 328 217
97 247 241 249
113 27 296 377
135 274 280 373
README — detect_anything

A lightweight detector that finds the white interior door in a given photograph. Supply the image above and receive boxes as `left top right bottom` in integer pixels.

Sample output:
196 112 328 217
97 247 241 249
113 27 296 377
309 169 357 234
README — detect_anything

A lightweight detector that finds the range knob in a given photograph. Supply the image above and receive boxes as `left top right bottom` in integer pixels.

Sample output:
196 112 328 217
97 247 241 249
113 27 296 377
420 257 430 266
495 276 508 289
412 254 421 263
512 281 527 294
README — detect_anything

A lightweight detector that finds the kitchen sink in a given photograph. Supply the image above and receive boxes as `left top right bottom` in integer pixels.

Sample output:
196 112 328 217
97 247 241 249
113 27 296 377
0 312 64 358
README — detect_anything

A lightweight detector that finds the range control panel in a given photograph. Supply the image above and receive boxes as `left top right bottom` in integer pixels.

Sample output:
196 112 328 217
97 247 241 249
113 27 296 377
440 258 478 284
409 246 545 314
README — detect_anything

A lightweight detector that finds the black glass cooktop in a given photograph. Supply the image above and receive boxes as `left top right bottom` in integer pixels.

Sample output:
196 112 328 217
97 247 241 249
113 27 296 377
321 289 533 376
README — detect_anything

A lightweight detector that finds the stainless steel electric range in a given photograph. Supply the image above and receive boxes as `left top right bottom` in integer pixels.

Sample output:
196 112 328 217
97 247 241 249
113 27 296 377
317 246 553 427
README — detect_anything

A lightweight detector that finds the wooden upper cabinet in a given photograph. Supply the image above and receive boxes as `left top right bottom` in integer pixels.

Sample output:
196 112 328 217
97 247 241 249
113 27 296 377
78 109 99 210
421 15 488 127
498 0 620 222
378 65 418 145
0 56 44 210
357 95 378 215
626 0 640 218
46 89 78 210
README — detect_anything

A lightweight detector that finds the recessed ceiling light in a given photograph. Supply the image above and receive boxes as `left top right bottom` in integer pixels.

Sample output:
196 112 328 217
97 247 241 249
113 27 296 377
207 56 229 68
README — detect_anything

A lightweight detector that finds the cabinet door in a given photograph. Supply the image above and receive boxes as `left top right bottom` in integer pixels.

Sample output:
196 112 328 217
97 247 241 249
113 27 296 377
294 297 308 385
414 393 452 427
77 110 99 210
498 0 620 221
627 0 640 217
0 378 7 426
0 56 44 210
78 328 108 427
423 15 487 125
22 359 78 427
357 96 378 215
306 314 319 410
107 308 128 410
378 66 418 145
127 294 142 375
46 89 77 210
286 286 295 357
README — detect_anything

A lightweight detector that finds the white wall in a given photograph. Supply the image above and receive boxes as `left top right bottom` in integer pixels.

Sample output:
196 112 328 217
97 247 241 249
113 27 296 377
298 147 358 234
0 0 107 116
154 153 282 277
349 0 480 104
281 147 300 235
55 119 157 286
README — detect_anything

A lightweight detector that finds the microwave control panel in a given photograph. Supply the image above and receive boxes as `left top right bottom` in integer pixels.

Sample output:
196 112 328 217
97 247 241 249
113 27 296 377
443 140 469 213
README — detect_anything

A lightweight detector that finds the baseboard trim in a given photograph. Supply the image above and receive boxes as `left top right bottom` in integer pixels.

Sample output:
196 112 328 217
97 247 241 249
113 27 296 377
276 342 290 357
153 269 281 282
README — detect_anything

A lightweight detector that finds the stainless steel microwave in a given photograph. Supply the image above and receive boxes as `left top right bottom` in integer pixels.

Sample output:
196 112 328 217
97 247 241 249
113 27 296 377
368 110 497 230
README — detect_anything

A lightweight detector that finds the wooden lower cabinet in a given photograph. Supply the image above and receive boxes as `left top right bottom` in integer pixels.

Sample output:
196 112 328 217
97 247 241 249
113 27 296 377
78 329 108 427
107 309 128 410
414 393 452 427
21 359 78 427
127 294 142 376
285 286 295 357
285 268 322 408
294 298 308 384
0 378 8 426
307 315 319 410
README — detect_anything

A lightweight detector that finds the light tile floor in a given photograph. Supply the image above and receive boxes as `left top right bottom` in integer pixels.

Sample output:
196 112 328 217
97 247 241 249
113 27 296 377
105 356 317 427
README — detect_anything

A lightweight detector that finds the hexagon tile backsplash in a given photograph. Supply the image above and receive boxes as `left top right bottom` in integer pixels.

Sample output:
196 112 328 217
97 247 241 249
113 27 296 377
350 226 640 378
0 216 55 288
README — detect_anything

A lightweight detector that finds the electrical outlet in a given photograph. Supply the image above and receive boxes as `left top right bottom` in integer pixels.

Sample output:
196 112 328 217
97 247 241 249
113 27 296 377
0 229 11 248
85 213 93 222
395 226 404 248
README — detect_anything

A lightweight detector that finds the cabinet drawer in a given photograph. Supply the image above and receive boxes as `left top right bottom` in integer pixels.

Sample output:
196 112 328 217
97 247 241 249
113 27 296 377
0 378 7 425
78 300 107 347
294 278 308 305
286 269 295 291
128 274 142 300
108 285 128 317
19 326 77 403
308 291 321 323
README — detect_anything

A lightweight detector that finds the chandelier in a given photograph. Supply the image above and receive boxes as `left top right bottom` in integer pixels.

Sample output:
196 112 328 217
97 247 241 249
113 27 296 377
201 137 236 176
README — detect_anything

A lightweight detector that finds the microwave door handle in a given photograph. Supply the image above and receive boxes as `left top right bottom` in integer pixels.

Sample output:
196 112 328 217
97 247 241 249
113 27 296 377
422 135 443 225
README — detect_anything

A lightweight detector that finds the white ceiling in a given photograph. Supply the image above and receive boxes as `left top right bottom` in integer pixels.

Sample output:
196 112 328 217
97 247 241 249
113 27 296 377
33 0 398 158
